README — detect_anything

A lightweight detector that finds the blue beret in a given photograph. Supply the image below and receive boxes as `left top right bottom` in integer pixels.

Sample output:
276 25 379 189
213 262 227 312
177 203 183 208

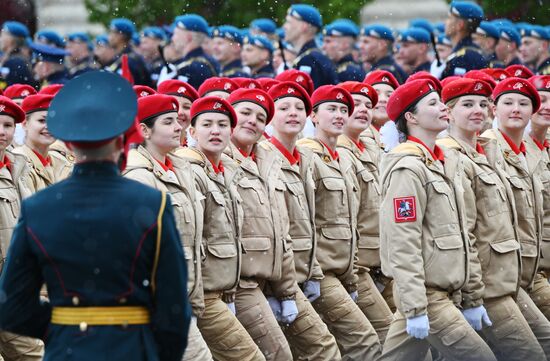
287 4 322 29
323 22 358 37
491 18 514 28
36 30 65 48
331 19 360 35
30 42 68 64
436 34 452 46
399 27 431 43
434 22 445 35
276 27 285 40
110 18 136 36
140 26 165 41
174 14 209 35
521 25 550 40
449 1 484 21
360 25 394 42
162 24 175 39
131 33 140 47
409 18 434 35
250 18 277 34
95 34 109 46
67 32 90 43
212 25 243 44
47 71 137 142
499 26 521 46
243 35 274 53
2 21 29 38
475 21 499 39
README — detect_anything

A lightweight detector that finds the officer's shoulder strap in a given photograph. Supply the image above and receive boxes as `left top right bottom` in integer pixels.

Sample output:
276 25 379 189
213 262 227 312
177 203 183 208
391 142 424 156
436 137 461 150
296 138 323 154
151 190 167 294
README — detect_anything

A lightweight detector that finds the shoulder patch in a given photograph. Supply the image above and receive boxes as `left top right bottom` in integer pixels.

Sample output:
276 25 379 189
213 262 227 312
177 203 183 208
394 196 417 223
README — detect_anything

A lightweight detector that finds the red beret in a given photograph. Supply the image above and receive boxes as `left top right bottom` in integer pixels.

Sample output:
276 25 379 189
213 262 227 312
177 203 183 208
441 78 492 103
133 85 156 98
157 80 199 101
406 71 442 93
441 76 463 88
257 78 280 92
232 77 261 89
4 84 37 100
364 70 400 90
276 70 314 95
339 81 378 107
198 77 238 97
492 77 541 113
137 94 179 124
227 88 275 124
268 81 312 115
21 94 54 114
0 95 25 123
480 68 509 82
39 84 63 96
387 79 437 121
464 70 497 90
505 64 534 79
311 85 354 115
529 75 550 92
190 96 238 128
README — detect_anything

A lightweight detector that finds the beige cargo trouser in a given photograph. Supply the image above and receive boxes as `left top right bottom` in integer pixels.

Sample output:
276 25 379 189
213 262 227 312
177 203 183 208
235 283 292 361
0 332 43 361
181 317 213 361
312 274 382 361
197 291 265 361
381 287 497 361
281 286 341 360
357 271 394 344
517 286 550 359
371 269 396 313
529 272 550 320
481 295 546 361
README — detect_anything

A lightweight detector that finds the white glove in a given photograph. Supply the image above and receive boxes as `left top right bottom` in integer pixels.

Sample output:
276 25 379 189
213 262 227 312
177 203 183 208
349 290 358 302
280 300 299 324
267 297 282 321
406 314 430 339
462 305 492 331
226 302 236 315
302 280 321 302
157 64 177 85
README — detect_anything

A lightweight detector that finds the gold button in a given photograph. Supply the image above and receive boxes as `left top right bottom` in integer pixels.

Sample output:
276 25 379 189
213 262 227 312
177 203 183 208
323 155 331 163
79 322 87 332
119 297 127 304
72 296 79 306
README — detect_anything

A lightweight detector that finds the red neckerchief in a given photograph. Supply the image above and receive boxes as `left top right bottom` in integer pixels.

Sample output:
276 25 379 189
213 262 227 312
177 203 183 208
210 160 224 174
0 155 11 172
270 136 300 165
263 131 271 140
31 149 51 167
181 136 187 147
499 131 526 155
237 147 256 162
319 140 339 161
475 142 486 155
351 138 366 153
531 136 550 151
408 136 445 163
154 157 174 172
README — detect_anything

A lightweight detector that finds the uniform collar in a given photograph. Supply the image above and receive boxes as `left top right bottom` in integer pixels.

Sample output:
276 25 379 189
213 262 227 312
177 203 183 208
253 64 275 77
73 161 119 176
337 54 354 65
31 149 51 167
319 140 339 161
499 130 526 155
299 39 317 55
154 156 174 172
210 159 224 174
453 36 475 52
531 136 550 151
408 136 444 162
0 154 11 172
372 55 394 68
184 46 205 61
475 142 486 155
270 136 300 165
46 69 68 83
221 59 243 73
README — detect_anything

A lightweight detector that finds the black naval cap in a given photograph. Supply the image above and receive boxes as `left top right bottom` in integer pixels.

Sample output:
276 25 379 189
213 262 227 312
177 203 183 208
47 71 137 143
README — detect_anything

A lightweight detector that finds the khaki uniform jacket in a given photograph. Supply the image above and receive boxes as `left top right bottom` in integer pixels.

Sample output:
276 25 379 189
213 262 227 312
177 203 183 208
0 150 32 270
338 135 382 271
380 141 471 317
175 147 243 302
524 136 550 271
482 129 543 289
296 137 359 291
260 140 323 284
49 140 75 164
224 143 297 300
12 144 72 193
123 146 205 315
360 125 383 166
438 136 521 301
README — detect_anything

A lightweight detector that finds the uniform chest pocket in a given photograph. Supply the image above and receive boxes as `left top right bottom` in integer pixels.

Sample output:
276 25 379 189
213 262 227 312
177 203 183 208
208 190 232 226
424 234 465 273
237 177 270 219
320 177 347 206
477 172 508 217
286 182 308 215
508 176 535 219
0 189 19 220
359 170 380 209
430 181 455 210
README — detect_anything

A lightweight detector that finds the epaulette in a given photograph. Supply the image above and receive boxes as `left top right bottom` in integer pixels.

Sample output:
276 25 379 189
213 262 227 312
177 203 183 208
296 138 323 154
436 137 461 150
173 147 204 165
390 142 423 156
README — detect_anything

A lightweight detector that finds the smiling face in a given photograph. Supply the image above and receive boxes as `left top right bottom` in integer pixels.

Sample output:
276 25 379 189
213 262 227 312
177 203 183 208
174 96 193 132
372 83 394 126
449 95 489 134
345 94 373 136
0 114 15 152
190 112 232 158
495 93 533 131
141 111 182 154
271 97 307 138
312 101 349 137
408 92 449 134
532 91 550 128
24 110 55 148
231 102 267 148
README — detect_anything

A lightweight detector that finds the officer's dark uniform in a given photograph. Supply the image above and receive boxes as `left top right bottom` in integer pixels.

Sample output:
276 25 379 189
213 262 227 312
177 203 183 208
538 57 550 75
172 47 219 91
69 57 96 79
149 57 164 85
107 48 153 87
411 61 432 74
0 71 191 361
252 63 275 78
43 69 69 86
220 59 248 78
0 51 35 90
336 54 366 82
441 36 487 78
293 39 338 88
371 55 408 84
